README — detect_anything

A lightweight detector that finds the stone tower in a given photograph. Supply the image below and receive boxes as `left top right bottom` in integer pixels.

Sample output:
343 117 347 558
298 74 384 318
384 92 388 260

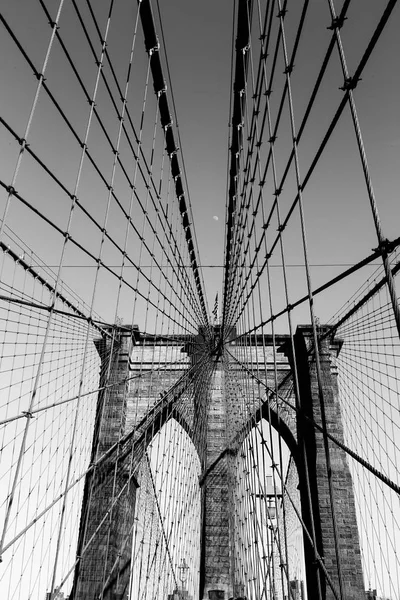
70 325 364 600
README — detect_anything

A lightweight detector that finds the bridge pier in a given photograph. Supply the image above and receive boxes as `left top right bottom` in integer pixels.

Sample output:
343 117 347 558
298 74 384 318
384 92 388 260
71 324 366 600
197 326 245 600
199 363 234 600
290 326 365 600
71 329 137 600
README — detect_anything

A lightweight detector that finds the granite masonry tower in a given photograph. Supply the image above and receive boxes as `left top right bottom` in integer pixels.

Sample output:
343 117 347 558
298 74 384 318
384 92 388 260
70 324 365 600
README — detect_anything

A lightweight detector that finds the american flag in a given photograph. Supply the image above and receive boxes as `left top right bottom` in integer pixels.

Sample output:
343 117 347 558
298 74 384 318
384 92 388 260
212 293 219 322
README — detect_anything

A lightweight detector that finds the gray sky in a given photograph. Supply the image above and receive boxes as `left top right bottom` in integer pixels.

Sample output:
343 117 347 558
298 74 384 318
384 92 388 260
155 0 400 325
0 0 399 328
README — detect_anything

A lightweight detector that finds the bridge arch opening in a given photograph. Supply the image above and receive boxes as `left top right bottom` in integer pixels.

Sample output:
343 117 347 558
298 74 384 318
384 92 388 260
233 418 306 600
131 418 201 600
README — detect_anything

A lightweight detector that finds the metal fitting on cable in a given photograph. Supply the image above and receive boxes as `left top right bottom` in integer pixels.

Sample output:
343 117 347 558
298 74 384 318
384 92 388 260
373 238 391 257
149 41 160 55
340 75 361 91
328 15 347 30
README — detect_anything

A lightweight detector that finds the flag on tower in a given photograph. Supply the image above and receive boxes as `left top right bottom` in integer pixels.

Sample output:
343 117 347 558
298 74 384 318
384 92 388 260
212 293 219 323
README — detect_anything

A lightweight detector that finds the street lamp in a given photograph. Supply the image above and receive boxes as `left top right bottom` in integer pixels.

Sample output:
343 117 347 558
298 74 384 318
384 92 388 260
255 476 283 600
178 558 189 594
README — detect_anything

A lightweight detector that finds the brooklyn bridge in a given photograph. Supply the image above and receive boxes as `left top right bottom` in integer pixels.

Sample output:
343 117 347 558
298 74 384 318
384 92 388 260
0 1 399 599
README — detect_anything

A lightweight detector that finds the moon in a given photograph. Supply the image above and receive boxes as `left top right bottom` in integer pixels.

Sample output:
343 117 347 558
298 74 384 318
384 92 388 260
213 215 219 221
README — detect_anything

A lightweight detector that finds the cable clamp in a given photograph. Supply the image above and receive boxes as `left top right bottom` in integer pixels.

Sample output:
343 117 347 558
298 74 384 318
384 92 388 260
157 86 167 97
284 64 293 75
274 187 282 197
7 185 17 196
168 147 180 158
35 72 46 82
340 75 361 91
264 88 272 97
164 121 173 131
328 15 347 30
242 44 250 54
259 180 265 187
22 411 34 419
277 8 287 18
268 135 277 144
149 41 160 55
372 238 391 257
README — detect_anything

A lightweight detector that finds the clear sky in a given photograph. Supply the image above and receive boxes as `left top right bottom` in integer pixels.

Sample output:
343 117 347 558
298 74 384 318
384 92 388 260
153 0 400 327
0 0 399 329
